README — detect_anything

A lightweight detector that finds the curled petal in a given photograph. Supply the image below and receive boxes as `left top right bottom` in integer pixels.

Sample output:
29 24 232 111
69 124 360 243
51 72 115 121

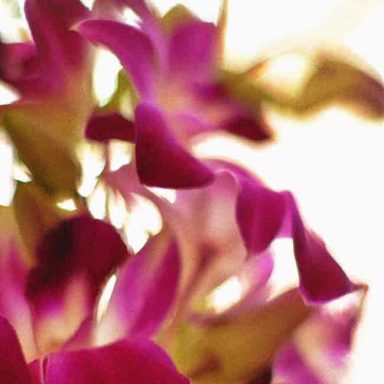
85 112 135 143
97 231 180 343
0 316 31 384
286 193 356 302
229 161 355 303
77 19 157 98
135 103 214 188
44 338 190 384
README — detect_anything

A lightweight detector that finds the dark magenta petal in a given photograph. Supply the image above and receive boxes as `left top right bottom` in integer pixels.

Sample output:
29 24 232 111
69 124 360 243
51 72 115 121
85 112 135 142
98 231 180 342
44 338 190 384
28 360 44 384
0 316 31 384
135 103 214 188
236 176 286 254
217 161 354 303
24 0 91 93
77 19 157 98
0 40 37 90
167 20 217 83
26 215 130 350
286 193 356 302
221 113 272 142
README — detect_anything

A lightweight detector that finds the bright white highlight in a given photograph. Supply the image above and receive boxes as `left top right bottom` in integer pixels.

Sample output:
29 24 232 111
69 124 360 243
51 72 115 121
96 274 117 321
56 199 77 212
207 276 243 313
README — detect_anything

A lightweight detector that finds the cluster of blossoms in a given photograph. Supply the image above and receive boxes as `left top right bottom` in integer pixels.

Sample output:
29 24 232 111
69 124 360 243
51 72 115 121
0 0 382 383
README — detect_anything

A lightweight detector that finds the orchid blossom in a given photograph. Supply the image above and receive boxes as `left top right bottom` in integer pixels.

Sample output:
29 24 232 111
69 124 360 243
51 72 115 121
102 161 365 383
0 0 376 383
77 0 274 188
0 204 188 383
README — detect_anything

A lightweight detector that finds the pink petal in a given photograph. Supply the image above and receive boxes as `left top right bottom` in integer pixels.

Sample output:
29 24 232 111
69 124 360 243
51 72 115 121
28 360 44 384
167 20 217 83
24 0 91 94
26 215 130 352
236 175 286 254
218 162 355 302
286 193 356 302
76 19 157 98
135 102 214 188
97 231 180 343
0 316 31 384
44 338 190 384
0 40 37 90
85 112 135 142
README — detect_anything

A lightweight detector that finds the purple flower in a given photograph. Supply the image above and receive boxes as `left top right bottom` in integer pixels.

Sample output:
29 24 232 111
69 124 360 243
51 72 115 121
0 208 187 382
77 0 272 188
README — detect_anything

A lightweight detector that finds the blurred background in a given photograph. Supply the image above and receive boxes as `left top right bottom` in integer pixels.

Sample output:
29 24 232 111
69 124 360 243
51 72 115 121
1 0 383 382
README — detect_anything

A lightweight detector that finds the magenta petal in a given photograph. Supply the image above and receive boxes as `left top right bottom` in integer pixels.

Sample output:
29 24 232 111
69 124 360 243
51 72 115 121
77 19 157 98
135 103 214 188
44 338 190 384
221 113 272 142
28 360 44 384
236 176 286 254
24 0 90 93
274 344 322 384
0 316 31 384
85 112 135 142
98 232 180 342
167 20 217 83
0 40 37 89
26 215 130 349
286 193 355 302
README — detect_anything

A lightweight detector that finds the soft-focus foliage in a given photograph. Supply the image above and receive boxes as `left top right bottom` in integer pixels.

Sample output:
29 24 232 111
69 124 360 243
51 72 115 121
0 0 379 383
